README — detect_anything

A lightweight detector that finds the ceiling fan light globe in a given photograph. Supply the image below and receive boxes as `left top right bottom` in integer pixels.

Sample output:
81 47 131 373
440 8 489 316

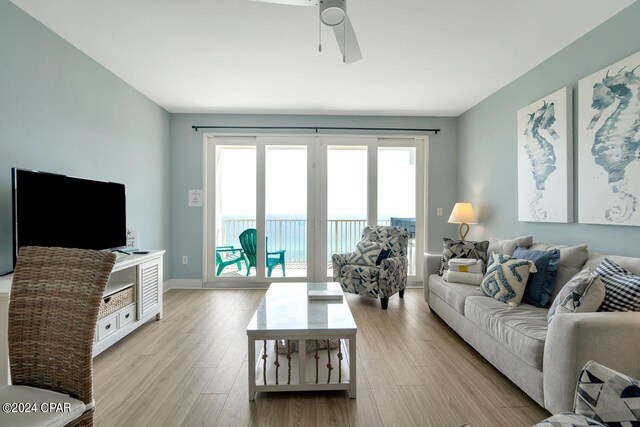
320 0 346 26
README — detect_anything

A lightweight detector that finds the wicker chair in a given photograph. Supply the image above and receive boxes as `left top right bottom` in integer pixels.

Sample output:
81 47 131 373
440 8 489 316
0 246 116 427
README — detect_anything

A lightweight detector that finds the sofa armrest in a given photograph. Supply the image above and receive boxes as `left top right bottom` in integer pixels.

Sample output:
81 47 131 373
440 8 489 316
331 253 352 282
379 256 408 298
543 312 640 414
423 253 442 304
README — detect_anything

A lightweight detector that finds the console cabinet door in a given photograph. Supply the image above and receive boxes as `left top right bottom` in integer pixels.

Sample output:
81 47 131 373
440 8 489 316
138 259 161 317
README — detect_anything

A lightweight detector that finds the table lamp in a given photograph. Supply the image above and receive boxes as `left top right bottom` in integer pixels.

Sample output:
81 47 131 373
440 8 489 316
448 202 477 241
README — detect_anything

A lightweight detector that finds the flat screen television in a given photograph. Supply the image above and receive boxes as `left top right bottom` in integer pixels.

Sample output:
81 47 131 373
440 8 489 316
12 168 126 266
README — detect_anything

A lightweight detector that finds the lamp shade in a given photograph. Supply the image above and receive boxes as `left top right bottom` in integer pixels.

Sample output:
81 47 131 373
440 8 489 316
448 203 477 224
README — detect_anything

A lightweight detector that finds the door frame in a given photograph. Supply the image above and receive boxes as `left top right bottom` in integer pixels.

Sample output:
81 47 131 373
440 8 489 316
203 133 429 288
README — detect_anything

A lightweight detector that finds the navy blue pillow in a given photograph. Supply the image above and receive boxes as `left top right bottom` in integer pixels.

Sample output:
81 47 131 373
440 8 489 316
376 249 392 266
513 247 560 308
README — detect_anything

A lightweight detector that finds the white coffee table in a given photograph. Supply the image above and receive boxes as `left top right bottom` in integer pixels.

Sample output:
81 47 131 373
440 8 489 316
246 282 357 400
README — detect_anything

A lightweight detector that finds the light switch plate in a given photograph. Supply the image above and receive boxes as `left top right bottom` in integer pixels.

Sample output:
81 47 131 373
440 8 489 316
189 190 203 207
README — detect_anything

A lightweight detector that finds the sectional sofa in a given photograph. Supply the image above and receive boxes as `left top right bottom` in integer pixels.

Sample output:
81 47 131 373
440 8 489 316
424 240 640 414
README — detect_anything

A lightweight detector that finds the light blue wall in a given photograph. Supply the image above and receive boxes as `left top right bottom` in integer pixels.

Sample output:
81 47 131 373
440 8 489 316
170 114 458 279
0 0 172 275
458 3 640 256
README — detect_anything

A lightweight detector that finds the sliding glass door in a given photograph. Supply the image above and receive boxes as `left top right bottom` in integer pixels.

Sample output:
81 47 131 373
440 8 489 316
205 135 425 285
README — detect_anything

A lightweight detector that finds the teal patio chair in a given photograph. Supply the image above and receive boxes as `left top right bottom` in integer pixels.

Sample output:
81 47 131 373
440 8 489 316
238 229 286 277
215 245 247 276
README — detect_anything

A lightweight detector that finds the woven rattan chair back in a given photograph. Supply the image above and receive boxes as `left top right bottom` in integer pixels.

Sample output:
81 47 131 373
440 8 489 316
8 246 116 405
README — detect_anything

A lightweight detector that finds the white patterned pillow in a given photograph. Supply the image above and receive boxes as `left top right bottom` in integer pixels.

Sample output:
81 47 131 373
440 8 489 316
547 268 605 323
348 241 385 267
481 252 537 306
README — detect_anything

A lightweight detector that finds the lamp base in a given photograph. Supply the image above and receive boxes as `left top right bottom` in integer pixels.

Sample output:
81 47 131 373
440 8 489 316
459 223 470 241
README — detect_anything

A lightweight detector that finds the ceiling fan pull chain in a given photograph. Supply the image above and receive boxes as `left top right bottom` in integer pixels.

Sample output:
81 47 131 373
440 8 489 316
343 22 346 63
318 6 322 52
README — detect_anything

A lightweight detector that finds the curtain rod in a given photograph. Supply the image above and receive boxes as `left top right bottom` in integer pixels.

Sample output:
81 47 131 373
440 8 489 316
191 125 440 134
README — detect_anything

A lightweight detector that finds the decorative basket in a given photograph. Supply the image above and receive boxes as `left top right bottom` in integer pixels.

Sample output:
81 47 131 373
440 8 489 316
276 339 340 354
98 287 134 319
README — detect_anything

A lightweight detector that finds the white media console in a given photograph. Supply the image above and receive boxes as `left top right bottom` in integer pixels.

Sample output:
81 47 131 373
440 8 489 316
0 249 165 385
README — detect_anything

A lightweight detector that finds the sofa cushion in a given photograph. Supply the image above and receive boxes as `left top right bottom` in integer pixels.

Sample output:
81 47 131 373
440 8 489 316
429 274 481 314
530 243 589 299
464 296 548 369
488 235 533 256
584 253 640 276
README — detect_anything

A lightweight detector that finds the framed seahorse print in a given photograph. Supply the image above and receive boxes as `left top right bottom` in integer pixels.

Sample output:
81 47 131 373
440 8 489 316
578 51 640 226
517 87 573 223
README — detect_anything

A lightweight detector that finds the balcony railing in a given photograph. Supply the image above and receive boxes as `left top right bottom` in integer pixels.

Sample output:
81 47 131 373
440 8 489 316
220 219 393 263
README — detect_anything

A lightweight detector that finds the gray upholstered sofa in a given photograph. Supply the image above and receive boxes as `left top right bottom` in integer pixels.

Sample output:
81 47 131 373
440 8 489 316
424 241 640 414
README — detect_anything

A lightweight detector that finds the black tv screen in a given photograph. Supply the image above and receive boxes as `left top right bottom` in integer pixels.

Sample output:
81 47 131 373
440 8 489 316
12 168 126 265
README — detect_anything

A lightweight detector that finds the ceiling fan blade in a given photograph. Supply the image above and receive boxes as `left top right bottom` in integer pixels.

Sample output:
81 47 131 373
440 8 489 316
249 0 318 6
332 15 362 64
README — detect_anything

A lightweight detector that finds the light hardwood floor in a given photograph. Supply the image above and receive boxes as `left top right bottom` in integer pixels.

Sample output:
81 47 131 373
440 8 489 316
93 288 549 427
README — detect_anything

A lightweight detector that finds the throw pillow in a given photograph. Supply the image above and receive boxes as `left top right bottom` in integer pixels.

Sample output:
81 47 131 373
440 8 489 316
528 243 589 299
348 241 385 267
513 247 560 308
594 258 640 312
547 268 606 323
440 238 489 275
375 249 392 266
488 236 534 257
480 252 537 306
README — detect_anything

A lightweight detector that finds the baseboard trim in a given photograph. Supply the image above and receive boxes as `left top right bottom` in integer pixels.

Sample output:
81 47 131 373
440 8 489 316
163 279 203 292
164 280 423 292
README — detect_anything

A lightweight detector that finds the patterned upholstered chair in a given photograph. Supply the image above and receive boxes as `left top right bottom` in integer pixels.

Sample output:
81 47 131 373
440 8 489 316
534 361 640 427
332 226 409 309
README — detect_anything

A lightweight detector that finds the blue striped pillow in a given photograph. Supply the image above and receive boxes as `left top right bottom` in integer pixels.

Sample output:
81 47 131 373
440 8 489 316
594 258 640 312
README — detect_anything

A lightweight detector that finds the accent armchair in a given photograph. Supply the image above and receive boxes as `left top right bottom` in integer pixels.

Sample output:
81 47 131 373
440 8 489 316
534 361 640 427
332 225 409 309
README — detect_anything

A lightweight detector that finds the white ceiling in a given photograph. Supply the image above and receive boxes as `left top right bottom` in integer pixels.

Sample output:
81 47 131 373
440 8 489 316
10 0 634 116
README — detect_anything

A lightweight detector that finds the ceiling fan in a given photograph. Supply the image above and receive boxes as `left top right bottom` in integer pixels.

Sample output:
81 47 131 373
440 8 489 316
250 0 363 64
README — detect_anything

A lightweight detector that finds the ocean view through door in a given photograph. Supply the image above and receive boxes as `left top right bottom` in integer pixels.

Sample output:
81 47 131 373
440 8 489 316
205 135 426 285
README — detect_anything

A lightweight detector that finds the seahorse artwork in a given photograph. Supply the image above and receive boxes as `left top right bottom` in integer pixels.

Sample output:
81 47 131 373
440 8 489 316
522 101 559 220
517 87 572 223
588 66 640 223
578 51 640 226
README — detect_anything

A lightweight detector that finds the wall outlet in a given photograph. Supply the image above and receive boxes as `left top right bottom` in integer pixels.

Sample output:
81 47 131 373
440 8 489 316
182 256 188 265
437 208 443 217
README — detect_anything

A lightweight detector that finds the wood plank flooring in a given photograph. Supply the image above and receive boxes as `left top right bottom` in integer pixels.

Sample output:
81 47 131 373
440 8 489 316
93 289 549 427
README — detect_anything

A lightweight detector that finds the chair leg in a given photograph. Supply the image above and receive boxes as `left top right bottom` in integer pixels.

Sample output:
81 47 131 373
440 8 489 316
236 261 242 271
399 289 405 298
281 263 285 277
267 266 273 277
216 264 224 276
246 266 251 277
380 297 389 310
